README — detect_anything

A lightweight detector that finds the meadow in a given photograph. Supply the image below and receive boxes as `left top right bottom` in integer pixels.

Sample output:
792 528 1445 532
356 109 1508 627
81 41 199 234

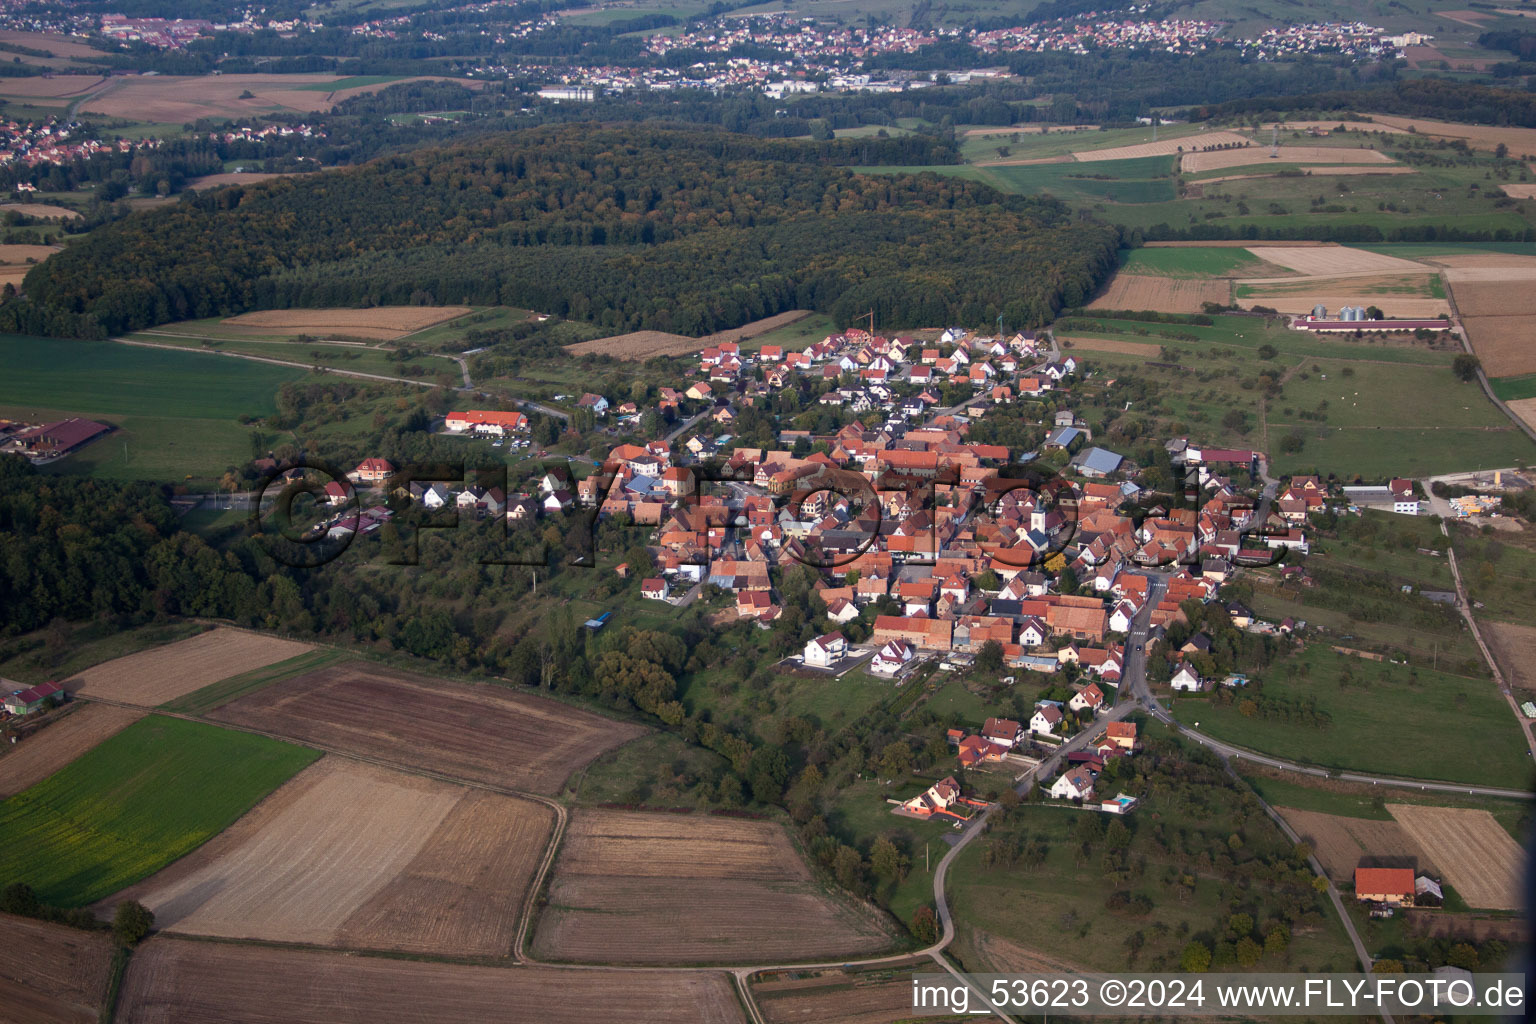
1174 646 1528 787
0 715 319 906
1119 246 1276 277
0 333 308 485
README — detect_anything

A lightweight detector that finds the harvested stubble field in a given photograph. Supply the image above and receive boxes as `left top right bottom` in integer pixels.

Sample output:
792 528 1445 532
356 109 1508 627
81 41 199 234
0 75 104 98
208 660 643 793
1444 265 1536 377
186 171 309 191
1072 131 1249 162
1243 245 1426 275
221 305 471 340
0 912 115 1024
565 309 814 360
532 810 893 964
1275 807 1432 883
0 30 106 59
1501 183 1536 199
0 203 78 219
77 73 474 123
1182 147 1396 174
1369 115 1536 158
1088 273 1229 313
66 627 313 706
114 759 554 956
1388 804 1524 910
0 703 144 797
116 940 747 1024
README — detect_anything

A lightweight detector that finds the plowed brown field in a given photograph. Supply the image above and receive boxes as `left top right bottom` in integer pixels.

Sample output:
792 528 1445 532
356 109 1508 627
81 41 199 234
78 74 477 124
1276 807 1431 882
221 306 471 340
207 660 642 793
115 940 746 1024
1090 273 1229 313
0 703 144 797
1443 265 1536 377
113 759 554 955
66 628 312 706
532 810 893 964
1387 805 1523 910
0 912 114 1024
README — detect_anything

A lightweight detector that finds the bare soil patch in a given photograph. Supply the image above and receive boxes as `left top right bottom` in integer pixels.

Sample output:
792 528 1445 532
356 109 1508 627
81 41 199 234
1429 254 1536 270
532 809 893 964
1444 266 1536 376
114 758 553 955
1183 147 1396 174
207 660 642 794
1244 246 1425 276
1146 240 1330 248
1060 336 1161 357
0 703 144 797
1073 131 1249 162
566 310 814 360
0 912 114 1024
66 628 312 707
1485 620 1536 698
0 203 79 219
1388 804 1524 910
1276 807 1432 882
1500 183 1536 199
1089 273 1229 314
79 73 473 124
116 940 746 1024
222 306 471 340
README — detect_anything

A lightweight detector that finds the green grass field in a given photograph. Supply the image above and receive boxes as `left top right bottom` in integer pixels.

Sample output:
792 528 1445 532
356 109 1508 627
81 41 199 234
985 157 1175 205
1174 646 1529 787
1120 246 1271 277
1491 373 1536 401
0 716 319 906
1238 771 1533 840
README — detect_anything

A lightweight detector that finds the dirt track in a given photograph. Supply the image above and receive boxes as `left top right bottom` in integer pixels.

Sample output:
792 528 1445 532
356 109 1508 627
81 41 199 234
116 940 747 1024
66 628 312 707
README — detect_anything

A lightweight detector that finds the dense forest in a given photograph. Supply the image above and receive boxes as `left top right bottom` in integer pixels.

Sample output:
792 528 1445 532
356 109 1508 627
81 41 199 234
1194 78 1536 129
12 125 1120 338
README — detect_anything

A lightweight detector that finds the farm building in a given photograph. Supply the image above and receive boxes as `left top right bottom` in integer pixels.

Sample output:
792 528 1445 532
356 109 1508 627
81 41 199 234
3 680 63 716
13 417 110 458
1292 316 1451 333
1354 867 1415 905
444 410 528 435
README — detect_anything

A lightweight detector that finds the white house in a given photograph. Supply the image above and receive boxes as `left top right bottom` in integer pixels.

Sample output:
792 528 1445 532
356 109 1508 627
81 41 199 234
825 597 860 625
1171 664 1204 692
870 639 914 676
1108 600 1137 634
1068 683 1105 713
1049 767 1095 801
641 578 670 601
1029 703 1063 737
980 717 1023 749
804 631 848 668
1019 616 1048 647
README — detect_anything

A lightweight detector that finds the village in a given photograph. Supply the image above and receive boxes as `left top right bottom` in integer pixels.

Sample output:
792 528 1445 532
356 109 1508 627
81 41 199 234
267 319 1493 826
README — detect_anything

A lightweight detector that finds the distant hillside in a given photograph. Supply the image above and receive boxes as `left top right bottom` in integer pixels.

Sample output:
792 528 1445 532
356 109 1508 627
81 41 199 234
8 125 1119 338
